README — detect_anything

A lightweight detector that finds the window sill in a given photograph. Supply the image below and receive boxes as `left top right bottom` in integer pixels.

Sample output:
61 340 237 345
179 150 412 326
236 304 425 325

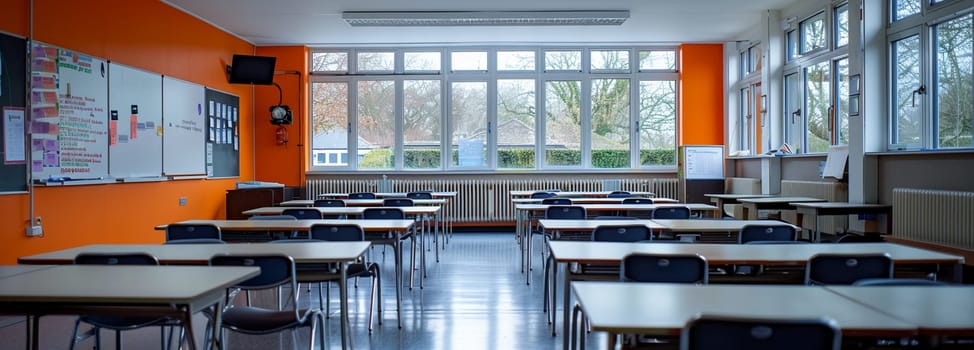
867 148 974 157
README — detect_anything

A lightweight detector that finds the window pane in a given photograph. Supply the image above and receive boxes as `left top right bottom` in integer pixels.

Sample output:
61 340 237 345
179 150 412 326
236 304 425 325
497 79 536 168
591 79 630 168
357 80 395 169
545 51 582 71
934 14 974 148
451 82 487 167
892 0 921 22
497 51 536 71
311 52 348 72
740 51 748 77
784 73 803 153
357 52 394 71
748 46 761 73
591 50 630 71
786 30 799 60
545 80 581 166
805 61 832 153
835 4 849 48
739 87 752 153
639 51 676 70
404 80 442 169
451 51 487 71
836 58 850 145
311 82 348 167
639 81 676 166
404 52 441 71
801 13 827 53
892 35 922 147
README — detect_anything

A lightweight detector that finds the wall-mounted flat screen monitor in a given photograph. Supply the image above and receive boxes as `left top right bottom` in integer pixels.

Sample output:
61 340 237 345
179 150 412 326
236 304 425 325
228 54 276 85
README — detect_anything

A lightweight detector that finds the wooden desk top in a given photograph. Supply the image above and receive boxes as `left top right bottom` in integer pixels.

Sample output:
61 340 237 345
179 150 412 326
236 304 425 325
242 206 440 216
704 193 771 199
652 219 798 232
514 203 717 212
318 192 457 198
155 219 416 232
547 241 964 265
573 282 917 337
538 219 666 231
511 197 679 204
789 202 892 210
826 286 974 336
737 196 826 204
509 190 655 198
19 241 372 266
0 265 258 305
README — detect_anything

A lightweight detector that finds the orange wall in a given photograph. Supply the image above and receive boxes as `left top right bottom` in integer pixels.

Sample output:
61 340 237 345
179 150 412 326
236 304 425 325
254 46 309 187
679 44 725 146
0 0 256 264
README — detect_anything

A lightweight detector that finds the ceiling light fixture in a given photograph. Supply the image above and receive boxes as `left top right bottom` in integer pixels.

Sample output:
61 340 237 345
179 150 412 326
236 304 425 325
342 10 630 27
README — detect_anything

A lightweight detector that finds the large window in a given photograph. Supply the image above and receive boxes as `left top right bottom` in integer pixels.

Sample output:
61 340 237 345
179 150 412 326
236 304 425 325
310 47 679 171
888 0 974 150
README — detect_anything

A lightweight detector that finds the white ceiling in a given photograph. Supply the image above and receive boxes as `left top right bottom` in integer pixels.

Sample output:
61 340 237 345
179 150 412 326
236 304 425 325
164 0 801 46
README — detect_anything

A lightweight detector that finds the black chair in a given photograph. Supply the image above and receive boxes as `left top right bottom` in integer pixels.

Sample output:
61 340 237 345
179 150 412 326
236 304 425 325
309 224 383 332
208 254 325 349
383 198 414 207
530 191 557 199
592 225 651 242
541 197 572 205
71 253 180 350
622 197 654 204
313 199 345 207
738 224 798 243
607 191 632 198
852 278 947 286
163 238 225 244
652 206 691 219
592 216 638 220
281 208 323 220
362 207 406 220
621 253 708 284
348 192 376 199
249 214 298 240
680 315 841 350
165 223 221 242
805 253 893 285
406 192 433 199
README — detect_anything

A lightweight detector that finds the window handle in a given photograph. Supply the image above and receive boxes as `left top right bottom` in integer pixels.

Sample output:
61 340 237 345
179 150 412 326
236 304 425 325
791 109 801 123
828 105 834 133
912 85 926 107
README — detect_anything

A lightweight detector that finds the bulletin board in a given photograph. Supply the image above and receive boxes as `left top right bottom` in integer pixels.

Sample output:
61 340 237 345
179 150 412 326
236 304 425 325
204 88 240 178
108 62 163 179
0 32 27 192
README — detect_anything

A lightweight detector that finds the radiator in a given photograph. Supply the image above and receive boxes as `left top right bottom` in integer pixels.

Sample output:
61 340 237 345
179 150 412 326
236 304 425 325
306 177 679 223
893 188 974 250
779 180 848 235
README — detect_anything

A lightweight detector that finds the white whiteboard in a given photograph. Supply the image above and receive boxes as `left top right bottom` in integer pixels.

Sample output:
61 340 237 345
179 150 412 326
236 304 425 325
683 145 725 180
109 63 163 179
29 44 109 180
162 77 206 175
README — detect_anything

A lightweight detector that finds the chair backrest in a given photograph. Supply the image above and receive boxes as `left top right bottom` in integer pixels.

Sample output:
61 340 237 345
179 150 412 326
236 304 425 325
805 253 893 285
310 224 365 242
545 205 587 220
210 254 296 290
281 208 323 220
166 223 221 242
541 198 572 205
348 192 376 199
530 191 557 199
592 225 651 242
383 198 414 207
362 208 405 220
851 278 946 286
622 197 654 204
406 192 433 199
164 238 226 244
593 216 638 220
835 233 884 243
313 199 346 207
249 215 298 221
744 240 809 245
74 252 159 265
738 224 797 244
680 315 841 350
652 206 691 219
607 191 632 198
621 253 708 284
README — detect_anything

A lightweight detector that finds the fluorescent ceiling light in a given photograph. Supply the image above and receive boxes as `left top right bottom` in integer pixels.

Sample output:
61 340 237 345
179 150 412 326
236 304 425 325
342 10 630 26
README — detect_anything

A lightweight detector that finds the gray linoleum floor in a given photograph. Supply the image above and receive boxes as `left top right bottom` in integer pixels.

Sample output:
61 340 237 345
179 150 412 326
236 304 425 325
0 232 607 349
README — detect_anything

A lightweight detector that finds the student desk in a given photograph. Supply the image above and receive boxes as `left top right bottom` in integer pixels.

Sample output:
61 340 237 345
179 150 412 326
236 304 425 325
511 197 679 204
312 193 458 248
317 192 458 199
0 265 259 350
651 219 799 242
0 264 55 279
790 202 893 242
509 190 655 198
546 241 964 344
736 196 826 220
571 282 918 350
703 193 770 217
19 242 369 349
515 203 720 282
278 198 446 207
826 286 974 337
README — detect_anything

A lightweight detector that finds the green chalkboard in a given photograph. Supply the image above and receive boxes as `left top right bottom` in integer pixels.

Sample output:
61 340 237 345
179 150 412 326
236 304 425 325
0 32 27 192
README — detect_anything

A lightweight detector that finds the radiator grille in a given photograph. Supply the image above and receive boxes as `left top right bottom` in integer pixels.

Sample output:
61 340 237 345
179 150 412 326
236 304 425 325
893 188 974 250
306 177 679 223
